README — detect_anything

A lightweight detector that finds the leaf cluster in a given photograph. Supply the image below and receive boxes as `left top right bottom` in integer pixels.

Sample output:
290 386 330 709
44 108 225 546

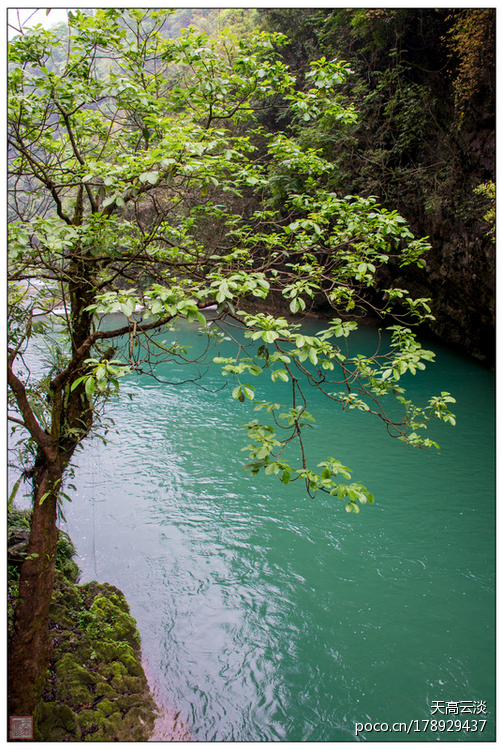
7 10 457 515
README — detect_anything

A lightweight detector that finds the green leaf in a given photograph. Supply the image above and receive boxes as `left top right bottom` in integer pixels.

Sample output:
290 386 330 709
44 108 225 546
70 375 87 391
121 300 134 317
139 171 159 184
39 491 50 506
85 377 96 397
263 330 278 343
8 476 23 512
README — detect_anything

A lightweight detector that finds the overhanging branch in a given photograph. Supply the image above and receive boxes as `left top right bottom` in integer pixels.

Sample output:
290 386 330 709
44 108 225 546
49 312 178 392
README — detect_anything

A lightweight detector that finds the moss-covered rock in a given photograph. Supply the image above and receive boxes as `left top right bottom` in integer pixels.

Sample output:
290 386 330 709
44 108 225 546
35 702 77 741
90 593 141 649
36 573 157 740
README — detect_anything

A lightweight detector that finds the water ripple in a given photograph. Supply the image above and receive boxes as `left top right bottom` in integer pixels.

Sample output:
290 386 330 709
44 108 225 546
55 326 496 741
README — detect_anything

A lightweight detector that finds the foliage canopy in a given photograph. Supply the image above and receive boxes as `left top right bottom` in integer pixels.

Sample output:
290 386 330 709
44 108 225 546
8 8 456 514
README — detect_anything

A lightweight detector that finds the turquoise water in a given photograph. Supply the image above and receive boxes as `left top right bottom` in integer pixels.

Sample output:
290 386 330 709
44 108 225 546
54 318 494 741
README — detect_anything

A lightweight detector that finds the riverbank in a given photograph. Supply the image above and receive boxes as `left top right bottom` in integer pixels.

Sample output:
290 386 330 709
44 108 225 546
8 509 163 741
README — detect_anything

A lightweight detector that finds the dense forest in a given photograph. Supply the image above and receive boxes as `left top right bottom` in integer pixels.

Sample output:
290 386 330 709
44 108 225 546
7 7 494 734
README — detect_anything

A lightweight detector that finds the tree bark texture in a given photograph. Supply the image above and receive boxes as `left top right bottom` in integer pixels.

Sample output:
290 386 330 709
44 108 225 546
8 460 63 717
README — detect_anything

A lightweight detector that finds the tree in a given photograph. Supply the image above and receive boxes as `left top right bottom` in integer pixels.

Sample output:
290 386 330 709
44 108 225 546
7 9 456 717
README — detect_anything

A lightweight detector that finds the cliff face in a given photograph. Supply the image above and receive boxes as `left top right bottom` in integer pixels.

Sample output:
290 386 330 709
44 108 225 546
407 215 494 363
261 8 496 364
393 64 495 363
390 123 495 363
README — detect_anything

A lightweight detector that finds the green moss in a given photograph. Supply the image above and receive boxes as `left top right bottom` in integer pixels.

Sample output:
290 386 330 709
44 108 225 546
75 702 156 742
99 659 128 691
116 692 147 712
94 638 133 662
34 570 157 740
53 654 95 706
95 698 119 717
55 530 80 582
92 681 117 700
90 595 141 649
57 556 80 582
35 703 76 741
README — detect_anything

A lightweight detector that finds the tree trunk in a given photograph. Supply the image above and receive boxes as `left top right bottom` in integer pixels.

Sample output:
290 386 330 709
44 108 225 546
8 274 95 718
8 459 62 717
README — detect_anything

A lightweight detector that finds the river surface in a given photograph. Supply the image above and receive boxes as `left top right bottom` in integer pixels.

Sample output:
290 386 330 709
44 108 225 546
18 317 496 741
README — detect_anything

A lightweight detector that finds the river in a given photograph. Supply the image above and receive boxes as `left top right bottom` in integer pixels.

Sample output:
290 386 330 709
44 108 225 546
16 316 496 741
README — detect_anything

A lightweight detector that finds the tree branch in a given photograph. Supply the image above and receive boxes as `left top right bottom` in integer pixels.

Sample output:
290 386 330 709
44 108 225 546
8 415 28 428
7 136 74 225
7 353 55 458
48 312 178 392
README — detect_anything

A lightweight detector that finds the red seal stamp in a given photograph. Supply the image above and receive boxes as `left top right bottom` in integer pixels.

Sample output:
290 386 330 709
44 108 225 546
10 716 33 740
